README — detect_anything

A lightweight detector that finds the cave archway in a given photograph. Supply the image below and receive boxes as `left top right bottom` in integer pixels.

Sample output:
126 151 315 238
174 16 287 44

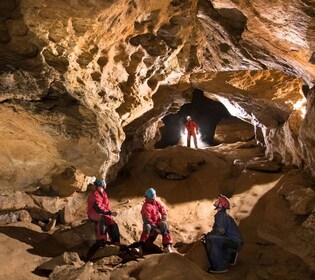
155 89 231 148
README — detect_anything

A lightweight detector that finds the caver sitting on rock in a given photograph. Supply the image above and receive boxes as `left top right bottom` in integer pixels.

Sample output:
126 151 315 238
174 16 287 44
86 179 121 260
138 188 173 254
203 194 243 273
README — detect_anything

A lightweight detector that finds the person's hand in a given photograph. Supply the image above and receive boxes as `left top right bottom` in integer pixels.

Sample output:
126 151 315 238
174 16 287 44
111 211 118 217
199 232 207 243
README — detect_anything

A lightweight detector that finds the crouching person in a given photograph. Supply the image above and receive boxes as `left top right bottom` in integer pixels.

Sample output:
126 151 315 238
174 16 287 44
139 188 173 253
205 194 243 273
86 179 120 260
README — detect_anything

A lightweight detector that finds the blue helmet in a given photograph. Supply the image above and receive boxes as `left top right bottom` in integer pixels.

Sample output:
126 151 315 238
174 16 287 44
145 188 156 199
94 179 106 188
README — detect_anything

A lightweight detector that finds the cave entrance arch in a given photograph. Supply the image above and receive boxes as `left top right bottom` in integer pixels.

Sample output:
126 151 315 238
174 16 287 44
155 89 231 149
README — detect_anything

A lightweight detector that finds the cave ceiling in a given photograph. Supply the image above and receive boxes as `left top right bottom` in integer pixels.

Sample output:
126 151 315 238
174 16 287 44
0 0 314 188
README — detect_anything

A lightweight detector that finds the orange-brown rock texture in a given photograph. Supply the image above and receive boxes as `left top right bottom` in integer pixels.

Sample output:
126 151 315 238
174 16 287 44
0 0 314 188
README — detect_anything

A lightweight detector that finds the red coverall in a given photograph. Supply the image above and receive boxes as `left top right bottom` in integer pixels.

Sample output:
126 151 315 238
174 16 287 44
140 198 172 246
87 189 117 242
185 119 198 148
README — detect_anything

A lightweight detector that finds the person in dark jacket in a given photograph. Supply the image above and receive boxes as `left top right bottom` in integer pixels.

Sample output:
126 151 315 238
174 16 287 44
86 179 120 260
139 188 173 253
205 194 243 273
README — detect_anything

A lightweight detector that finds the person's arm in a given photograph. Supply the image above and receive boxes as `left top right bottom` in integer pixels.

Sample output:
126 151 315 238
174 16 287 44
184 122 188 132
194 121 199 134
142 205 155 225
158 201 167 221
211 212 226 235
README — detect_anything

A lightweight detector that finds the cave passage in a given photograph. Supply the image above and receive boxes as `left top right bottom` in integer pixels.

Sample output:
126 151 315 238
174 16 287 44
155 89 231 149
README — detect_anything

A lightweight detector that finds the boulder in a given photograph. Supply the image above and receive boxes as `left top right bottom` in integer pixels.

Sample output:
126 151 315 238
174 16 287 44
51 166 90 197
37 251 84 271
49 263 95 280
184 241 210 272
91 245 120 260
214 117 254 144
0 209 32 225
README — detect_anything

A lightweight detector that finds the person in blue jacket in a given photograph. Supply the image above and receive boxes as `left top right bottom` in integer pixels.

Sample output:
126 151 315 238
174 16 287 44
204 194 243 273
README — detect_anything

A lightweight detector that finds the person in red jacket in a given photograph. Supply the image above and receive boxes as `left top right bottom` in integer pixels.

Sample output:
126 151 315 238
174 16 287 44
184 116 199 148
86 179 120 259
139 188 173 253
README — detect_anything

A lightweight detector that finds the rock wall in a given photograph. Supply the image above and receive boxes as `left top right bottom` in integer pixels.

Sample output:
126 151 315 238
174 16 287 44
0 0 314 188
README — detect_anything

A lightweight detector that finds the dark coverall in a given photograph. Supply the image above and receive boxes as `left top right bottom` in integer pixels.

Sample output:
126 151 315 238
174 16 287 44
184 120 198 148
205 209 243 270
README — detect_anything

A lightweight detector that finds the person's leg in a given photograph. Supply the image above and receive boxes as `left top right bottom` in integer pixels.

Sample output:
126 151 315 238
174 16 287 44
105 216 120 244
187 133 191 147
205 235 229 272
193 133 198 148
159 221 172 246
138 223 158 255
89 213 107 241
222 239 239 265
140 223 152 243
159 221 172 253
86 214 108 260
147 231 158 244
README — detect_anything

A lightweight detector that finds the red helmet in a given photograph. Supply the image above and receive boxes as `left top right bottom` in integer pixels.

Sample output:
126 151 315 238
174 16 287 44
214 194 230 209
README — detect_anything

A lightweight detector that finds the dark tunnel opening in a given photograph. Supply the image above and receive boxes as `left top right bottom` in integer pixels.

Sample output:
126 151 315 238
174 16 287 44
155 89 231 148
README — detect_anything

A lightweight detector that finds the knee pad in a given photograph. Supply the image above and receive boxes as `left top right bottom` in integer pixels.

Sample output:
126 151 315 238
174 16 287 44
143 223 152 234
108 223 120 243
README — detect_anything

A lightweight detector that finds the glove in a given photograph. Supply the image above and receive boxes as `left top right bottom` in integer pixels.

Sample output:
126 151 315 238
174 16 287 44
199 232 208 243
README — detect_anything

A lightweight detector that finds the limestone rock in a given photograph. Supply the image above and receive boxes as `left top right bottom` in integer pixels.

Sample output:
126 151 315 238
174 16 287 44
214 117 255 144
0 0 313 187
111 253 213 280
51 166 90 197
95 255 122 267
184 241 210 272
29 192 87 219
0 209 32 225
59 204 74 225
154 148 206 180
37 251 84 271
284 187 315 215
0 190 35 210
49 263 94 280
245 159 281 173
91 245 120 260
302 212 315 231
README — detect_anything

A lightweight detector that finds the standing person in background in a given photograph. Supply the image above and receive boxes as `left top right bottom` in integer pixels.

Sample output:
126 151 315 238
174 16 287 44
184 116 199 148
86 179 121 260
204 194 243 273
139 188 173 254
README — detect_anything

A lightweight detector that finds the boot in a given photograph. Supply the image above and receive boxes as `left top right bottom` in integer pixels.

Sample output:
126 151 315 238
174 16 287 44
163 244 172 253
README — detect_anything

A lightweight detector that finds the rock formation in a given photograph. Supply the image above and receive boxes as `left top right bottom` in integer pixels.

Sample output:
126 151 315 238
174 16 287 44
0 1 315 278
0 0 314 188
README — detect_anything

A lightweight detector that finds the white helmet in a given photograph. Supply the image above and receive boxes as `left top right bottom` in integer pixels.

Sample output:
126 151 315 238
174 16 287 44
186 116 191 121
